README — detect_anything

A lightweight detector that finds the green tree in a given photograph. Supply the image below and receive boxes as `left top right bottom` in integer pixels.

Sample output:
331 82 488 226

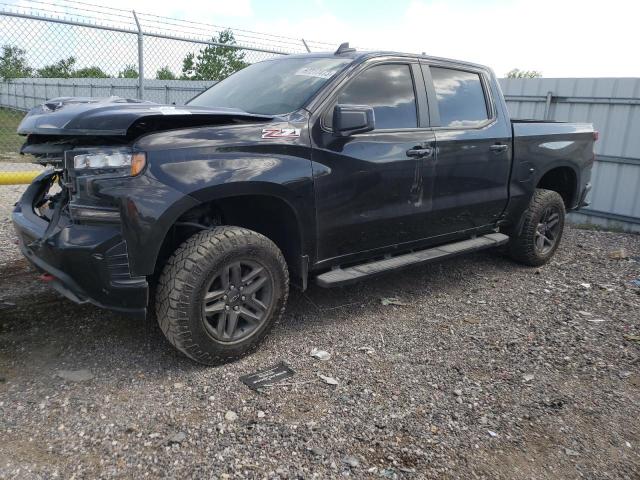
156 66 176 80
180 29 248 81
0 45 32 80
505 68 542 79
118 64 139 79
37 56 76 78
73 66 109 78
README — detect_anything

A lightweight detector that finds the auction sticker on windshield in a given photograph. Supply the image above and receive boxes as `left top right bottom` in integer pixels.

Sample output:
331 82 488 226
294 67 336 79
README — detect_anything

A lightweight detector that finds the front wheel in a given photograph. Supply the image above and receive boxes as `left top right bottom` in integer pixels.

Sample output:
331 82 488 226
155 226 289 365
509 188 566 266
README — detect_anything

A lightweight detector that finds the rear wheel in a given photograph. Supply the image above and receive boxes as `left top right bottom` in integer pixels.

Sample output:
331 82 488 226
155 226 288 365
509 188 565 266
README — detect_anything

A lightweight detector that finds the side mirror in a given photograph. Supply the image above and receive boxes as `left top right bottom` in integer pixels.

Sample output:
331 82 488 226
332 104 375 136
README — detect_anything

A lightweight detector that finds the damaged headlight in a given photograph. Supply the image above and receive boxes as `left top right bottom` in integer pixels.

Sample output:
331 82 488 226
68 148 146 176
74 151 130 169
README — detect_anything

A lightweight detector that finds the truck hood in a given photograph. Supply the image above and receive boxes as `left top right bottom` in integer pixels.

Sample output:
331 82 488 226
17 96 274 136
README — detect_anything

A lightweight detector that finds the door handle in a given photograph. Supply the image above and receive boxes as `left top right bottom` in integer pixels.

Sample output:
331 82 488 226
406 147 434 158
489 144 509 153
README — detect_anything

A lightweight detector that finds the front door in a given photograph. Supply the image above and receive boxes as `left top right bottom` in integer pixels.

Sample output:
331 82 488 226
310 60 435 263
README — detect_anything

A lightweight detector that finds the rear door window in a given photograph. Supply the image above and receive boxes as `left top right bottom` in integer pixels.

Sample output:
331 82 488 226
430 67 489 127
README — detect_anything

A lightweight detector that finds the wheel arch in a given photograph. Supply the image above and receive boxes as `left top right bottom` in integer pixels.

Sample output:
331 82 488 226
152 183 311 289
536 164 579 210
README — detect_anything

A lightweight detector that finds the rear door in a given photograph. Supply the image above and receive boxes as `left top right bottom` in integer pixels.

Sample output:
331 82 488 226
420 63 512 236
310 58 435 263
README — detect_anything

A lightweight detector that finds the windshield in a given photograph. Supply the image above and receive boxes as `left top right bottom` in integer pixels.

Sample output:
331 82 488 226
187 57 352 115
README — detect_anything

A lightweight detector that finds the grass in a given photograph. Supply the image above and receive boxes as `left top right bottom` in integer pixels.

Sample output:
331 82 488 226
0 107 26 161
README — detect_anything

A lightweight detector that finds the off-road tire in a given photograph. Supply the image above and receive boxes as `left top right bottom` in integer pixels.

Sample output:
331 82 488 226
509 188 566 266
156 226 289 365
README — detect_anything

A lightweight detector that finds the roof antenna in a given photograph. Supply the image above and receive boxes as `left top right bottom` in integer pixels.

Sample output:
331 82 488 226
335 42 356 55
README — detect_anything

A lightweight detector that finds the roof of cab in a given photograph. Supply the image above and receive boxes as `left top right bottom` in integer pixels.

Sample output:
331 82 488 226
280 49 491 73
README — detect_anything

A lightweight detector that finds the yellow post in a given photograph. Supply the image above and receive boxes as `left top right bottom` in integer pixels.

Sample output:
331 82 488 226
0 171 41 185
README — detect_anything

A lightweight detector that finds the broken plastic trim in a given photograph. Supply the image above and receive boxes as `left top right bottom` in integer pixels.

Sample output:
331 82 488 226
28 181 69 251
69 205 120 223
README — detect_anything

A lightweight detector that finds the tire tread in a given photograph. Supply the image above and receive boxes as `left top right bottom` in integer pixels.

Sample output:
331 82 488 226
155 226 289 365
509 188 566 267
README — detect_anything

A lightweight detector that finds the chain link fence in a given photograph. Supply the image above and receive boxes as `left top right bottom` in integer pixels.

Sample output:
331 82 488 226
0 2 335 181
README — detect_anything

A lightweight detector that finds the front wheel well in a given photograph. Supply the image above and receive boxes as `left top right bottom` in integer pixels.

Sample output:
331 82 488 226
154 195 305 286
536 167 577 209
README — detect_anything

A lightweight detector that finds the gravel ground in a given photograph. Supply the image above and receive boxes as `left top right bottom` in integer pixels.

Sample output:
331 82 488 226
1 184 639 479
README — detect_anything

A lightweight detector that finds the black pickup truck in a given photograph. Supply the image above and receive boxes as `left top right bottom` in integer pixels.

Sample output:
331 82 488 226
12 45 596 364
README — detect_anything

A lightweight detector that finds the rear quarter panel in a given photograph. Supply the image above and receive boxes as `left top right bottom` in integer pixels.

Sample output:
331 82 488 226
503 122 594 229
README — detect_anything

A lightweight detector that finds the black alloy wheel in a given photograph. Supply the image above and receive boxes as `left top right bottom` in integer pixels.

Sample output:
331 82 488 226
202 260 274 343
156 226 289 365
534 206 561 255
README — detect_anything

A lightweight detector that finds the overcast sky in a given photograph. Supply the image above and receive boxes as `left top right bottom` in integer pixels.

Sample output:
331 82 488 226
7 0 640 77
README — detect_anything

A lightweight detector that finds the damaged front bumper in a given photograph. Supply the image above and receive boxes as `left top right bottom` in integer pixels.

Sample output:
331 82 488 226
12 171 148 318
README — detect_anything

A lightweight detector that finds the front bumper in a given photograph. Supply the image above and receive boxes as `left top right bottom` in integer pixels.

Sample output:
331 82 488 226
12 172 148 317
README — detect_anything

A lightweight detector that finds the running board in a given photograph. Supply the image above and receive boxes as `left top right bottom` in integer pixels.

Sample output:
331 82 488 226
315 233 509 287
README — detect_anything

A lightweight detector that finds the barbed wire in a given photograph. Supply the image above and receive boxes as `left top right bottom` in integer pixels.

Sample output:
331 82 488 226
15 0 307 50
0 0 340 53
136 17 322 50
0 1 126 25
11 0 134 20
57 0 335 45
58 0 337 47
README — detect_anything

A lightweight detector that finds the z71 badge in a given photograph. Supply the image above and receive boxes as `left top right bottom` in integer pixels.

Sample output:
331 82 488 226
261 127 301 139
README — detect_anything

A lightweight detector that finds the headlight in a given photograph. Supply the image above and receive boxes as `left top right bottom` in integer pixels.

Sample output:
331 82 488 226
74 152 131 169
69 149 146 176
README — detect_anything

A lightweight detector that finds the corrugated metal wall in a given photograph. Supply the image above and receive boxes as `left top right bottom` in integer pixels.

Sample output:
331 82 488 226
0 78 214 111
499 77 640 232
